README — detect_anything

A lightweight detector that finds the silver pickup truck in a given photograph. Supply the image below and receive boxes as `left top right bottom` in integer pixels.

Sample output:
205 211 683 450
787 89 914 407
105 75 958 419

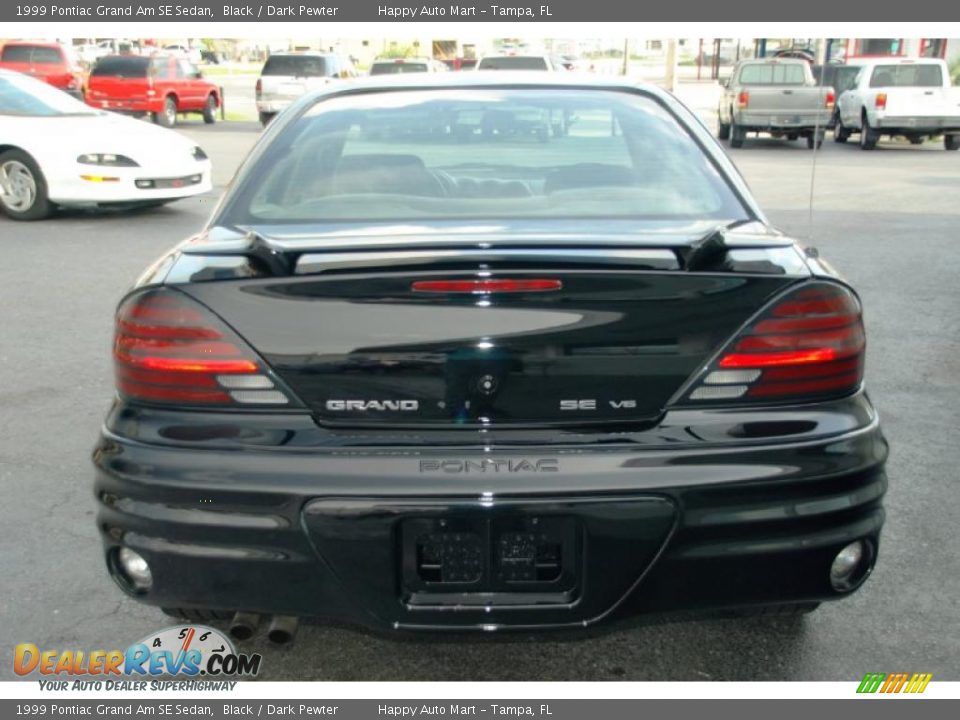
719 58 835 149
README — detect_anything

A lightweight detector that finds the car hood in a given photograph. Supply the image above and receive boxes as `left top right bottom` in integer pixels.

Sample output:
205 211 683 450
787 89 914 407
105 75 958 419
2 111 199 164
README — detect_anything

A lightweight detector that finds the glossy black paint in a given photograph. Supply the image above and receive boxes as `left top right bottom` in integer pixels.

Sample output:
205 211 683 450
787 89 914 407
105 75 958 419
93 77 887 632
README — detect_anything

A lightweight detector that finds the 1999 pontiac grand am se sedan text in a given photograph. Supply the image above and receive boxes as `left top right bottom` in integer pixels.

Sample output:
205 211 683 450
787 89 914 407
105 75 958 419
92 74 888 641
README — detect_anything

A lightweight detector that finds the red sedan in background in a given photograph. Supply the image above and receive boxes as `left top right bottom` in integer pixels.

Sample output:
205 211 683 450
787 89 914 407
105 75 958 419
0 41 85 99
85 54 221 127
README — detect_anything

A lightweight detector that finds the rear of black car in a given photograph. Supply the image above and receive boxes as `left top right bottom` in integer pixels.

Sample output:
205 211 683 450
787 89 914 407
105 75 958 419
93 78 887 634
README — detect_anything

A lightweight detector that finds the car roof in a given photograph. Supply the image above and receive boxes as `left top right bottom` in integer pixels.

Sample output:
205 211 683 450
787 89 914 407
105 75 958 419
848 57 944 66
268 51 340 58
292 72 671 104
2 40 62 47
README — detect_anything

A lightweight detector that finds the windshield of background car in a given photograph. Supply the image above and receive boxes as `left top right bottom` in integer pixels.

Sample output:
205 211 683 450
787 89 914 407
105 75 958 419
229 88 747 224
738 63 807 84
91 56 150 78
262 55 330 77
370 62 430 75
869 64 943 88
478 57 550 70
0 75 97 116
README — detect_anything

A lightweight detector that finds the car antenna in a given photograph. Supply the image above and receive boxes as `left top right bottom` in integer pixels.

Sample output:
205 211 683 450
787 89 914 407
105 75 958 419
808 49 828 244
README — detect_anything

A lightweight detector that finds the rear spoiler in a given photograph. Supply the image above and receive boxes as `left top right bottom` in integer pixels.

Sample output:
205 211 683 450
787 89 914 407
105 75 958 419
165 226 808 282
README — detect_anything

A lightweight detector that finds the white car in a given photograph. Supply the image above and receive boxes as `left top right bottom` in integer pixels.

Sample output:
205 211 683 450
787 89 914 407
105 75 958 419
835 58 960 150
0 69 212 220
475 55 563 71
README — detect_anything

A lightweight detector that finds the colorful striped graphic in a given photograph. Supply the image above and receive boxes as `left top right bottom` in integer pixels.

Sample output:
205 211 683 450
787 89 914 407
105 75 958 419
857 672 933 694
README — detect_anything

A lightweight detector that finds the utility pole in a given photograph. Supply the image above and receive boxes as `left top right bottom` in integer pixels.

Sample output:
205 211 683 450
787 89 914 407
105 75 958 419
664 39 678 93
622 38 629 76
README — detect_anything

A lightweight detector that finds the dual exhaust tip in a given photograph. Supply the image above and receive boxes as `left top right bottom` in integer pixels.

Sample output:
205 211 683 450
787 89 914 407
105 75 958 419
229 612 298 646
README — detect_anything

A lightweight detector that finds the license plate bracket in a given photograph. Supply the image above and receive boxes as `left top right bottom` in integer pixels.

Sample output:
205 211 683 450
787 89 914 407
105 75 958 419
401 515 580 605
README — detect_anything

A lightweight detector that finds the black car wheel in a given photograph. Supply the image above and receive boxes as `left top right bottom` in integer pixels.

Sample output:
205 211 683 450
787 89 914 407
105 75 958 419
0 149 53 221
202 94 218 124
945 134 960 151
859 113 878 150
806 130 824 150
259 111 275 128
730 119 745 148
154 96 177 128
717 112 731 140
834 117 851 143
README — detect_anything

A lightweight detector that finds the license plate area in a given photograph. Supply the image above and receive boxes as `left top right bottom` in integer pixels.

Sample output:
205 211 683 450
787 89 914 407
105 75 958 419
401 516 580 606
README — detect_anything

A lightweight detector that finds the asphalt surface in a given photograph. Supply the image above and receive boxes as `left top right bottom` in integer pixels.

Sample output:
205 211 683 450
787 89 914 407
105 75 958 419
1 118 958 681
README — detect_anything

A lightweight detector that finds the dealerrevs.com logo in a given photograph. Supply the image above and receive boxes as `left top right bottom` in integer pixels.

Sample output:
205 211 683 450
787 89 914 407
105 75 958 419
14 625 261 684
857 672 933 694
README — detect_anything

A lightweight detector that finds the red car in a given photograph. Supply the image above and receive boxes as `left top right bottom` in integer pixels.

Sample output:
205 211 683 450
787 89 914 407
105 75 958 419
86 54 221 127
0 41 85 99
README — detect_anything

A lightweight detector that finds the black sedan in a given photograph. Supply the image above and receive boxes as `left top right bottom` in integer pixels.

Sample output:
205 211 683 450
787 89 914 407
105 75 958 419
93 74 887 641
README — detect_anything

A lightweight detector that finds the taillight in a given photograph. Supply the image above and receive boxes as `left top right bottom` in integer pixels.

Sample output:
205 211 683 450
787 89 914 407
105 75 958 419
825 91 835 109
678 283 865 405
875 93 887 110
255 78 262 97
113 290 293 407
737 90 749 109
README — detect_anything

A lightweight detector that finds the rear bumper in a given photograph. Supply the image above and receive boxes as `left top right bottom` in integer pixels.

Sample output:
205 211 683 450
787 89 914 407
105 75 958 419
736 111 830 131
873 115 960 133
92 394 888 632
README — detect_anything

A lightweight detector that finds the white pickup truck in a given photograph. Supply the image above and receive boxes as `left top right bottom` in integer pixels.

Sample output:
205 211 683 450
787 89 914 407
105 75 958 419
835 58 960 150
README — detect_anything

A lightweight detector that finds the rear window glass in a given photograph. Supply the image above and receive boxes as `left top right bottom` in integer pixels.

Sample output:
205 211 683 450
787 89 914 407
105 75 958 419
262 55 330 77
738 63 807 85
30 47 64 64
1 46 34 63
869 64 943 88
478 57 549 71
370 62 429 75
227 88 746 225
91 56 151 78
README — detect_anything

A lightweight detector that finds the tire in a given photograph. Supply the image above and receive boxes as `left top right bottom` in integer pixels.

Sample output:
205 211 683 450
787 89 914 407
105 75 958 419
717 112 731 140
908 135 924 145
154 96 177 128
787 132 799 141
730 119 745 149
202 94 217 124
806 131 824 150
834 117 851 143
0 149 53 220
859 113 878 150
945 134 960 151
161 607 234 622
258 111 275 127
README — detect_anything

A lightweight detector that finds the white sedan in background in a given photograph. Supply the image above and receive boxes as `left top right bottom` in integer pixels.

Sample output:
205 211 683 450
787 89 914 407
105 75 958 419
0 69 212 220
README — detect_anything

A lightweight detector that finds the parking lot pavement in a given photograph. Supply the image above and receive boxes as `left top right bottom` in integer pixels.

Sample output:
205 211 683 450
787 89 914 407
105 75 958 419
1 121 958 681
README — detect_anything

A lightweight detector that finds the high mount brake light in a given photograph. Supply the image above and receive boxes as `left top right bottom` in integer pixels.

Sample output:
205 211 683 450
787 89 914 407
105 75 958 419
114 290 292 407
678 283 865 405
411 279 563 294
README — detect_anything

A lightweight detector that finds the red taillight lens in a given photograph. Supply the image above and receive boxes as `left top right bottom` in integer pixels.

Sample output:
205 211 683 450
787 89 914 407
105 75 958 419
875 93 887 110
825 91 836 108
114 290 291 407
737 90 749 109
679 283 865 404
411 278 563 294
255 78 262 97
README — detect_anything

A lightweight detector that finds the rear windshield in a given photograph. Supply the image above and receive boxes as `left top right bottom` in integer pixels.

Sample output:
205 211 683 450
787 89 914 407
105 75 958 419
227 88 746 225
30 46 64 64
91 56 151 78
478 57 549 71
869 64 943 88
370 62 429 75
1 46 35 63
738 63 807 85
262 55 330 77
